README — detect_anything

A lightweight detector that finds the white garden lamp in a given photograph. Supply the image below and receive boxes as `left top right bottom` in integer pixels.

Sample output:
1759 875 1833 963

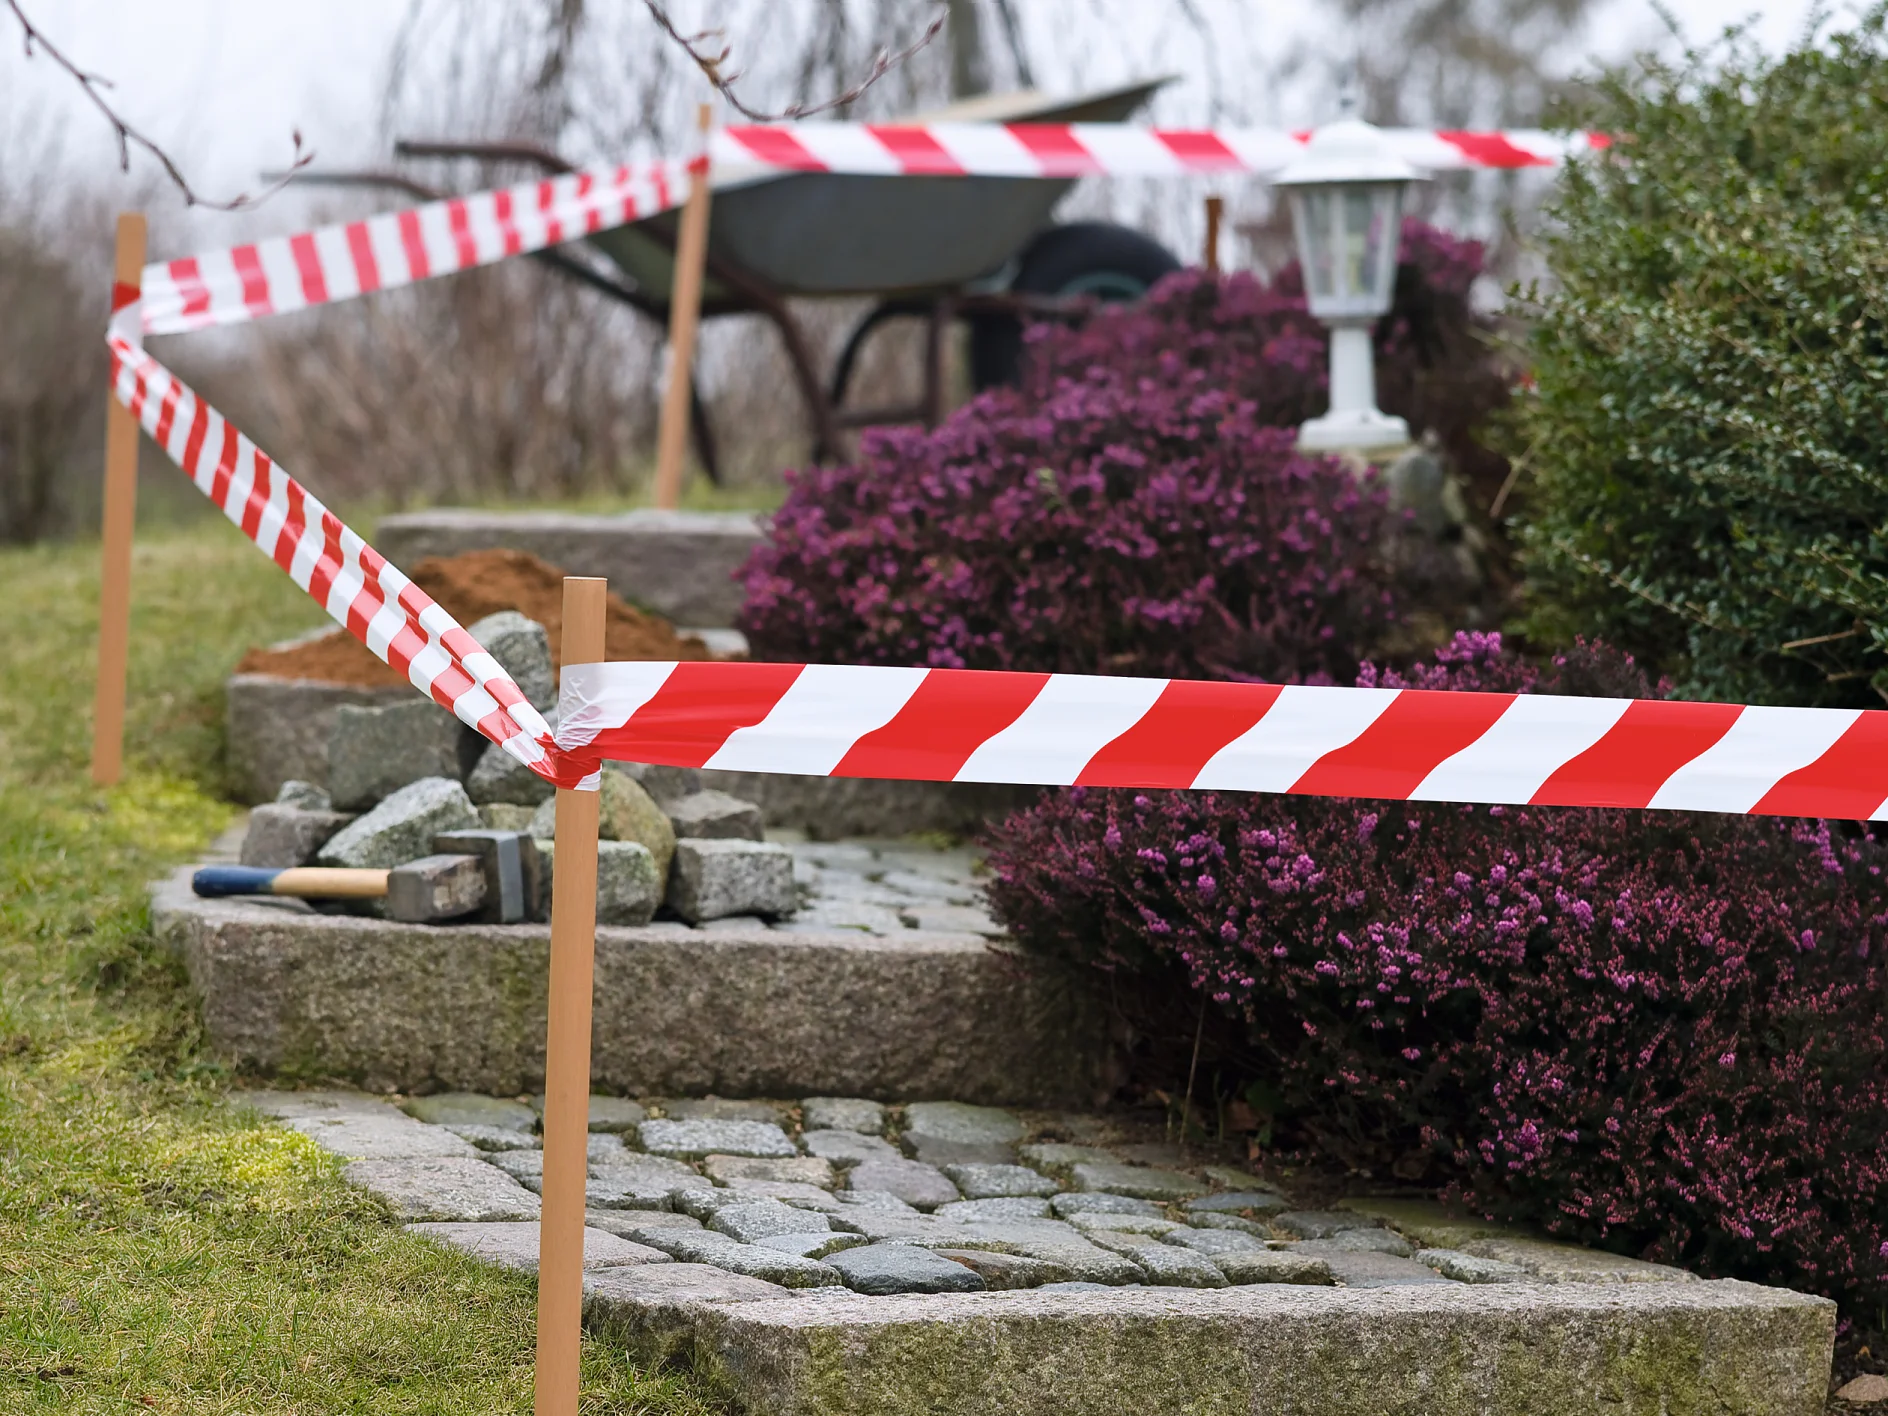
1275 105 1425 452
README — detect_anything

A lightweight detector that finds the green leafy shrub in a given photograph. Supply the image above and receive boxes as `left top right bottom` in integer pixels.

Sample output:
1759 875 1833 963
1516 9 1888 707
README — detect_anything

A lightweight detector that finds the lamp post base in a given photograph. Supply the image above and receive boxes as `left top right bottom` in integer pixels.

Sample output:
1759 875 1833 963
1295 407 1411 453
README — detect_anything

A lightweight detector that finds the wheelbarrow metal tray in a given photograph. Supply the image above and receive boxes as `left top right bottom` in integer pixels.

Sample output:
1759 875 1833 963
591 77 1170 302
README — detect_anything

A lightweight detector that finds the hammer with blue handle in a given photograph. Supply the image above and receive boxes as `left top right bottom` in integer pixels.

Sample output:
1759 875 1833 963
192 829 539 923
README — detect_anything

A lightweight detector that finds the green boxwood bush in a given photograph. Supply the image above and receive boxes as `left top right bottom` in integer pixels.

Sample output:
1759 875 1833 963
1516 8 1888 707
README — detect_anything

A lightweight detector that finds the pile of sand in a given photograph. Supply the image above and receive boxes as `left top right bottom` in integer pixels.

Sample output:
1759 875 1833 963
235 549 717 687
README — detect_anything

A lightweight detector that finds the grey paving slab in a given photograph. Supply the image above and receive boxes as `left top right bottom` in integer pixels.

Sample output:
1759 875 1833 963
847 1158 960 1211
636 1230 843 1288
934 1198 1054 1224
753 1231 871 1260
941 1162 1057 1199
1294 1242 1454 1288
932 1249 1073 1290
1081 1233 1230 1289
1274 1210 1384 1240
710 1202 832 1243
282 1112 478 1161
661 1098 784 1124
343 1157 540 1221
639 1118 796 1159
1067 1212 1182 1238
800 1097 885 1134
1050 1192 1164 1219
1187 1189 1290 1216
405 1221 669 1272
1069 1162 1206 1202
703 1155 835 1188
824 1243 987 1295
444 1123 540 1153
1416 1248 1527 1284
802 1130 900 1168
902 1101 1025 1165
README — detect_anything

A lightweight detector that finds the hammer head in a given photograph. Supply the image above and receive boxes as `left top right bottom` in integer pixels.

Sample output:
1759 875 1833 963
432 829 542 924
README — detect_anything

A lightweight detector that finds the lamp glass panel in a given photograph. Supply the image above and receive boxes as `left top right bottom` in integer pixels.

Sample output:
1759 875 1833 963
1294 189 1338 300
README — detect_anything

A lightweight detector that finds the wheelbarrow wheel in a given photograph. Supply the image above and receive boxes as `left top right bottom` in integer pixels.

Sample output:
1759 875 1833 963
968 221 1183 391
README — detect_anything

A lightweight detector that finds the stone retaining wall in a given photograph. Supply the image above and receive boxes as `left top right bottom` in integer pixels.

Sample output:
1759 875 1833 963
373 508 764 627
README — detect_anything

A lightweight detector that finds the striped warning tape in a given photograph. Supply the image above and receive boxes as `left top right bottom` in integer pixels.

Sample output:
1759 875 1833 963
106 333 583 788
711 122 1606 179
138 159 692 337
554 660 1888 820
136 124 1603 336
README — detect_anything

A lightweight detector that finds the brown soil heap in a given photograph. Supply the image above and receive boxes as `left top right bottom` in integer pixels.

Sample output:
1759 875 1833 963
235 548 717 688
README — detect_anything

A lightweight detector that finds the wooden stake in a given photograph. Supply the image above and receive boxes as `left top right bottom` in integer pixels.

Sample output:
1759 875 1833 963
535 576 607 1416
92 211 148 786
1203 195 1225 275
652 103 715 512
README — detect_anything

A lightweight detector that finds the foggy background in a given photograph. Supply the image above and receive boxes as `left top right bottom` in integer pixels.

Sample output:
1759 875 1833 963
0 0 1834 542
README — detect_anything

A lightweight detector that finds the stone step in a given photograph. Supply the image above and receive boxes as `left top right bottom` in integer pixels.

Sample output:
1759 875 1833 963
590 1278 1829 1415
153 869 1115 1105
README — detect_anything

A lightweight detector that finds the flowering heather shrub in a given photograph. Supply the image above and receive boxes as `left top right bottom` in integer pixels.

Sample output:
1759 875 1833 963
738 375 1397 683
984 632 1888 1306
1022 219 1513 511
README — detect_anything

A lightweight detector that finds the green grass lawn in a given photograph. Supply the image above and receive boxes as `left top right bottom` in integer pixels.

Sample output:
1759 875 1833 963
0 523 720 1414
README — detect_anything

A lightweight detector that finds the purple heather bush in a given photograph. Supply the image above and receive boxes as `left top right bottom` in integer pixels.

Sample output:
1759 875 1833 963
739 374 1397 684
985 633 1888 1308
738 219 1507 679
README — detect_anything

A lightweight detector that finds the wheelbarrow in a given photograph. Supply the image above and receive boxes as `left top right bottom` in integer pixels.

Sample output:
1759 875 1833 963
292 78 1182 481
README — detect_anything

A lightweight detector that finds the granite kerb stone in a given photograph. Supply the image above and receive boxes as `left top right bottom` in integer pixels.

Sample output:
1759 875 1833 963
644 1280 1836 1416
151 871 1117 1106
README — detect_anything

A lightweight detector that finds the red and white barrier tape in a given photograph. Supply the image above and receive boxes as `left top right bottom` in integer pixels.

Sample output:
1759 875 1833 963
556 661 1888 820
106 333 588 788
139 159 692 337
712 123 1607 179
137 125 1604 336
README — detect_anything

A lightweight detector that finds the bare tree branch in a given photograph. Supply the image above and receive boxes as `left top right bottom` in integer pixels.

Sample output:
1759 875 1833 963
4 0 312 209
642 0 946 121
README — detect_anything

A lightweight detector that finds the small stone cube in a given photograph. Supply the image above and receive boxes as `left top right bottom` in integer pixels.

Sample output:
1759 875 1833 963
465 612 555 712
666 839 795 923
316 778 480 870
664 790 764 842
941 1162 1058 1200
241 803 355 868
327 699 480 811
639 1118 797 1159
275 779 332 811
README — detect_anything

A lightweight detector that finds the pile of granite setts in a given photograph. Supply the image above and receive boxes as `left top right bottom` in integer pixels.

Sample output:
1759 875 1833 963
238 611 793 927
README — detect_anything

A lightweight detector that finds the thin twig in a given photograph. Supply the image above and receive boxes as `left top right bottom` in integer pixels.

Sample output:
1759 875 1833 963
642 0 946 121
5 0 312 209
1178 992 1208 1157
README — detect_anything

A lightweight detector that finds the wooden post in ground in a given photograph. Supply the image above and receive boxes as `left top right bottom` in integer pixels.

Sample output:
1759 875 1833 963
1203 195 1224 275
652 103 715 512
534 576 607 1416
92 211 148 786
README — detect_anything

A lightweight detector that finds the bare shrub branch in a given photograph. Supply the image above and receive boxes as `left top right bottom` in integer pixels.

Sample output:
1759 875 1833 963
641 0 946 120
3 0 312 208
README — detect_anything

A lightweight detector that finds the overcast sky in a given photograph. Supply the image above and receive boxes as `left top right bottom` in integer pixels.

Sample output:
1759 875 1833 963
5 0 1828 196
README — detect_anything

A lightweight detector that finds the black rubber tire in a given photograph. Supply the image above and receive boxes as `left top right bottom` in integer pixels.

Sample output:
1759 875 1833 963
968 221 1183 390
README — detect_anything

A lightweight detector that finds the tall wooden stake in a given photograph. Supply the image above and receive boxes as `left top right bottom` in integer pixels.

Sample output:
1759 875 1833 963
1203 194 1225 275
535 576 606 1416
92 211 148 786
652 103 715 512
